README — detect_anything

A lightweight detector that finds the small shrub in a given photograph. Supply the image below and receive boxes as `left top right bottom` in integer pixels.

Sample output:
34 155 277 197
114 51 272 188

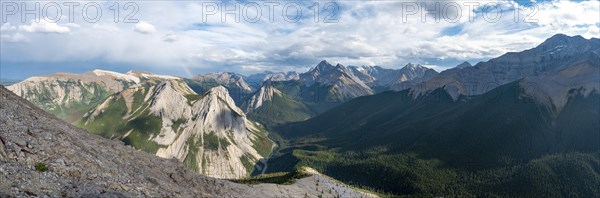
35 162 48 172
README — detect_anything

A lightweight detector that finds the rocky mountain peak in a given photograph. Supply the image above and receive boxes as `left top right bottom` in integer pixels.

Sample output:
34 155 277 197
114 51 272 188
193 72 253 93
194 72 244 81
246 82 282 111
147 80 196 121
399 63 430 73
74 78 267 179
402 63 428 70
206 86 232 100
300 60 374 101
531 34 598 57
317 60 332 67
414 34 599 101
197 85 245 117
246 71 300 83
456 61 472 69
305 61 356 78
541 34 586 47
309 60 336 74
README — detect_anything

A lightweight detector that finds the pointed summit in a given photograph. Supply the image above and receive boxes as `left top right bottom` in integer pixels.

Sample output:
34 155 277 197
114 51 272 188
540 33 587 49
207 85 229 94
394 63 438 84
192 72 253 95
204 85 237 106
456 61 472 69
545 34 578 42
300 60 374 100
318 60 332 67
246 82 282 111
401 63 425 71
312 60 335 72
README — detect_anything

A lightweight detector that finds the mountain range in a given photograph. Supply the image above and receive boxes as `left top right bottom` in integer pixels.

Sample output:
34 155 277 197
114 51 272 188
267 34 600 196
0 85 377 197
6 59 437 179
3 34 599 196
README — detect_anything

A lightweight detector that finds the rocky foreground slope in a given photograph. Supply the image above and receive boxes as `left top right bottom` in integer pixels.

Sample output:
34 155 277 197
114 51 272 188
0 85 375 197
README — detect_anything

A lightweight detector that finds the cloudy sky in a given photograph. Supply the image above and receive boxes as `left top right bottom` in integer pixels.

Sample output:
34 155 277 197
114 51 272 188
1 0 598 79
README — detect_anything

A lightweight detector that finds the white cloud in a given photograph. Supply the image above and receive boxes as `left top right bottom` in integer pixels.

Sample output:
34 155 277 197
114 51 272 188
535 0 599 26
1 33 26 42
583 26 600 39
1 0 598 77
19 20 70 34
0 22 16 31
133 21 156 34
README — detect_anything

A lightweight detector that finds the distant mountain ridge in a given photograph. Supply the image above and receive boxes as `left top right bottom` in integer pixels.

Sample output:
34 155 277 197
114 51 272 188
415 34 600 100
268 34 600 196
299 60 374 100
349 63 439 88
246 71 300 85
6 59 440 136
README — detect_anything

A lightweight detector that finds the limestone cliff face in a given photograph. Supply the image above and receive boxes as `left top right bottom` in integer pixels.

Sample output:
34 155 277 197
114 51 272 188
79 79 272 179
245 83 282 111
158 86 270 178
6 70 140 121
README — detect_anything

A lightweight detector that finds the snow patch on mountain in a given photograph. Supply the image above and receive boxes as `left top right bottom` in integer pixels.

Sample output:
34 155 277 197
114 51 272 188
93 69 141 83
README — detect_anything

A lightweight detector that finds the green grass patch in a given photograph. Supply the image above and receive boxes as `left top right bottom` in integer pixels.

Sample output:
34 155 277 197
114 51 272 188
172 118 186 133
203 131 231 151
121 110 164 153
35 162 48 172
203 131 220 150
248 123 274 157
130 86 147 112
247 92 313 127
184 134 200 172
240 154 256 174
184 94 203 105
77 96 128 138
231 168 311 185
